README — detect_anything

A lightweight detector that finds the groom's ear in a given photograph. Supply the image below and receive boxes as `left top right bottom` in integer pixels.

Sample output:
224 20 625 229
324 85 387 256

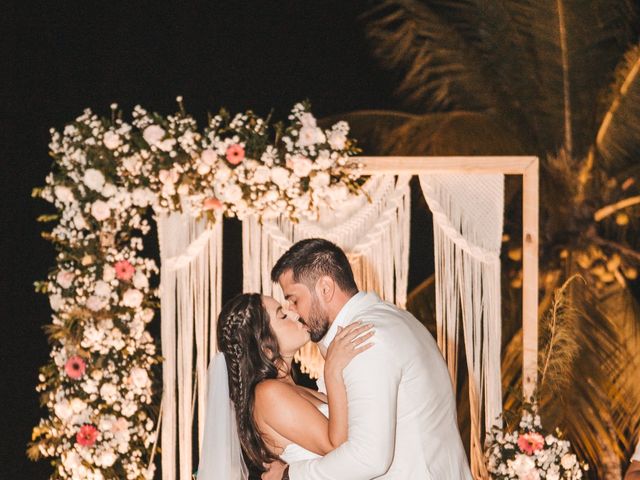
315 276 335 303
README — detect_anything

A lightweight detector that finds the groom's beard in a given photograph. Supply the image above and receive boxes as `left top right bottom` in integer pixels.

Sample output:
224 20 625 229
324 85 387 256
305 295 330 343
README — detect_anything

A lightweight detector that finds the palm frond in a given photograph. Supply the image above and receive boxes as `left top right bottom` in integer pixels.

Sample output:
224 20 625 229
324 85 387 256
501 273 640 479
538 274 583 395
595 43 640 173
360 0 503 112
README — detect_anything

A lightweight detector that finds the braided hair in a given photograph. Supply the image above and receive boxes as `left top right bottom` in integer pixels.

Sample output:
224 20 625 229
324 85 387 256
216 293 282 470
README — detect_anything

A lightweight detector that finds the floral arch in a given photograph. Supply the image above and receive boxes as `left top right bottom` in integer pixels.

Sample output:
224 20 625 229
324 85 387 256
31 101 553 480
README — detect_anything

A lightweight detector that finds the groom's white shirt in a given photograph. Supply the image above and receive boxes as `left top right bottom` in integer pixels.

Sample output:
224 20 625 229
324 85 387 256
289 292 472 480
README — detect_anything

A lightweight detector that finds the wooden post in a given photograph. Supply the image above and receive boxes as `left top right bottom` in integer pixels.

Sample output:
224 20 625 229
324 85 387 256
521 158 539 400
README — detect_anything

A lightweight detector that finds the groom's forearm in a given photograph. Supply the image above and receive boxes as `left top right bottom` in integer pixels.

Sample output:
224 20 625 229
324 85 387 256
288 341 400 479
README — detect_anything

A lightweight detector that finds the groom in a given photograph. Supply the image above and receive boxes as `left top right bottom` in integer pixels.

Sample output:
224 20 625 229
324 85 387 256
262 238 472 480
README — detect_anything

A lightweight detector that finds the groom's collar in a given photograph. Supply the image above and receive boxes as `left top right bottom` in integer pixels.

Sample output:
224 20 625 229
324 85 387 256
319 291 380 352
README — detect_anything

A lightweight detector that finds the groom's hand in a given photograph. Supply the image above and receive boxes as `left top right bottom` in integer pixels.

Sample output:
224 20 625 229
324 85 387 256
262 460 288 480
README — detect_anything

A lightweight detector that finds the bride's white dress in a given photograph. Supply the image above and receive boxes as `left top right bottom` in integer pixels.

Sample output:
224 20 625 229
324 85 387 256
279 403 328 463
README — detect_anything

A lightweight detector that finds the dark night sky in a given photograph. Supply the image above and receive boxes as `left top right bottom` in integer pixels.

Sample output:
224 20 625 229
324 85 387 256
1 2 434 478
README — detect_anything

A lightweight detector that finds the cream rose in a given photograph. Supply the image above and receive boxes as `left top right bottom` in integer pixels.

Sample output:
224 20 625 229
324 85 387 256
54 186 75 204
130 367 150 388
271 167 290 189
103 131 121 150
133 271 149 290
201 148 217 166
91 200 111 221
252 165 271 184
122 288 143 308
291 155 313 177
83 168 105 191
143 125 165 146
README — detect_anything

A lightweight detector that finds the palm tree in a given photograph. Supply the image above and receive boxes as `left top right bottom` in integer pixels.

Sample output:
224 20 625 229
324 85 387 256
327 1 640 477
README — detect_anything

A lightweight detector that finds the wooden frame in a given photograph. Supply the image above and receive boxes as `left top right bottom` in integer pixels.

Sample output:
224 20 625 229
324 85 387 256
359 156 539 399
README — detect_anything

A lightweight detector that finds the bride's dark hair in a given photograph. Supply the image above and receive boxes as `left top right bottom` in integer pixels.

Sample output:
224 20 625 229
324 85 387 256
217 293 282 470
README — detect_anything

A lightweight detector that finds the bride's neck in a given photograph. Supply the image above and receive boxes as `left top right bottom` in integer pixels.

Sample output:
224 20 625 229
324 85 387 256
276 355 295 384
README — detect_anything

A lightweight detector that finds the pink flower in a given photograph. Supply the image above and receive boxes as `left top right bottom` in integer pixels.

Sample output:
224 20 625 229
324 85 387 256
225 144 245 165
203 197 223 211
114 260 135 281
76 424 99 447
64 356 86 380
518 432 545 455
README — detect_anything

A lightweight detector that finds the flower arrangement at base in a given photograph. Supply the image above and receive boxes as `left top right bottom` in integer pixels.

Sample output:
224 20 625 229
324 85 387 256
484 402 589 480
29 100 363 479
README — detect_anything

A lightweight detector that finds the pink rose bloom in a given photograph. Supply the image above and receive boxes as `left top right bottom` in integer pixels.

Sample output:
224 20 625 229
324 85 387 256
114 260 135 281
76 424 99 447
64 356 86 380
518 431 545 455
225 144 245 165
203 197 223 211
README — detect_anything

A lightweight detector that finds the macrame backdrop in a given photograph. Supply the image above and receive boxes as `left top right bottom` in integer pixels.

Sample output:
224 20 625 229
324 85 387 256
243 175 412 379
420 174 504 480
157 209 223 480
156 173 505 480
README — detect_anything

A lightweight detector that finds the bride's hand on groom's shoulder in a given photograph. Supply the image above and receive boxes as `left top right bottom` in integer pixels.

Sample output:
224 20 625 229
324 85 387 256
324 321 375 381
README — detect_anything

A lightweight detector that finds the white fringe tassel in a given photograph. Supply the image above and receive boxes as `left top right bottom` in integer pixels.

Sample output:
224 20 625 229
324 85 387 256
157 210 223 480
420 174 504 480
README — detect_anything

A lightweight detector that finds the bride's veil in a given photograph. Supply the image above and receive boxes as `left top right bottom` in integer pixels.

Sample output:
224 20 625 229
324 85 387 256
197 352 249 479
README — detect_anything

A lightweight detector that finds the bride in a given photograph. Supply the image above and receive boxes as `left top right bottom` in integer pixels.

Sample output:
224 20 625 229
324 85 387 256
197 292 374 478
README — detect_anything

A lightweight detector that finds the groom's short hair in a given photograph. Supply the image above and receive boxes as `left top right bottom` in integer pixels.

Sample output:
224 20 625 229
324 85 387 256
271 238 358 294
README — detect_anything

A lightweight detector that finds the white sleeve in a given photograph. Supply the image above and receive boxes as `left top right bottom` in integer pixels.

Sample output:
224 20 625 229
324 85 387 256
632 438 640 462
289 339 400 479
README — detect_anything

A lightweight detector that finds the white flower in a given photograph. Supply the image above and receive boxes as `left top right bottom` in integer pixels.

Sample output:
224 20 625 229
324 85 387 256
201 148 217 166
54 186 75 204
271 167 290 189
327 130 347 150
122 156 141 175
132 187 153 207
86 295 107 312
130 367 150 388
103 265 116 282
83 168 105 191
253 165 271 184
316 150 334 169
546 468 560 480
215 164 231 182
121 401 137 417
143 125 165 146
102 183 117 197
197 163 211 175
509 453 536 477
82 380 98 394
290 155 313 177
94 280 112 298
310 171 330 189
141 308 155 323
133 271 149 289
297 126 326 147
54 399 73 421
299 112 317 127
157 137 176 152
561 453 576 469
122 288 143 308
91 200 111 221
73 213 88 230
100 383 118 403
70 397 87 414
96 449 117 467
103 131 121 150
56 270 75 289
158 169 179 185
62 451 81 471
49 294 64 311
222 183 243 203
